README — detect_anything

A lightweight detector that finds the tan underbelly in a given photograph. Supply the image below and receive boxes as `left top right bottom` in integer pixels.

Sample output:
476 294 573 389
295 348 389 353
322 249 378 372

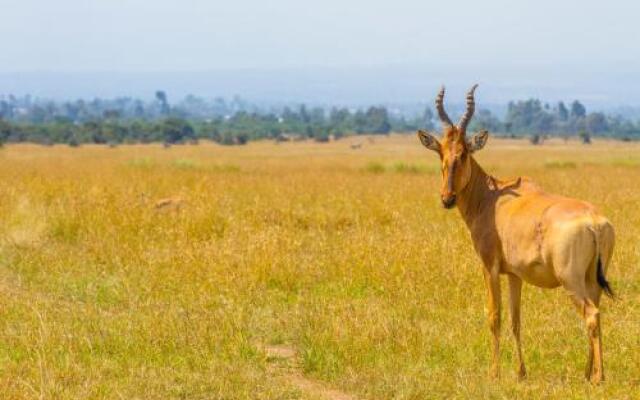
502 262 561 288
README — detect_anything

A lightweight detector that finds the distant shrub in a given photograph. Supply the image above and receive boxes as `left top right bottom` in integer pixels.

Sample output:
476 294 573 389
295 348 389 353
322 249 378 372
364 162 385 174
579 131 591 144
68 137 80 147
218 131 248 145
529 134 543 145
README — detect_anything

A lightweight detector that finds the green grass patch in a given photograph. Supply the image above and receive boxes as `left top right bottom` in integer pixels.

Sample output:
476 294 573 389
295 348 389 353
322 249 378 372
172 158 200 169
210 164 241 173
391 162 433 174
544 160 577 169
364 161 434 174
127 157 156 169
363 161 386 174
610 157 640 167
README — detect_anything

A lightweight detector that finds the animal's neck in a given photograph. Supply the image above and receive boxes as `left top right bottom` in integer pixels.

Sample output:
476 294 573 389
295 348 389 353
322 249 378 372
456 157 493 228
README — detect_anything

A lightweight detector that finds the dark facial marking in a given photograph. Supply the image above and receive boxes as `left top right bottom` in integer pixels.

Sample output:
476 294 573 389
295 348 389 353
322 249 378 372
447 158 457 194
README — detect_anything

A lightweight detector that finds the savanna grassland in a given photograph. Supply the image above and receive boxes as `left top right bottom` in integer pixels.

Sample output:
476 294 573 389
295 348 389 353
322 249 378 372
0 136 638 399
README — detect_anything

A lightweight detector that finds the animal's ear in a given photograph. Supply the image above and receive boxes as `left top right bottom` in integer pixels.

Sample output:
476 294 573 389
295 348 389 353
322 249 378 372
467 130 489 153
417 130 441 153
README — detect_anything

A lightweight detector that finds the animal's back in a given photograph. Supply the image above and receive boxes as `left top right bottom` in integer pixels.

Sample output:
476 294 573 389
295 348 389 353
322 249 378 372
494 179 613 289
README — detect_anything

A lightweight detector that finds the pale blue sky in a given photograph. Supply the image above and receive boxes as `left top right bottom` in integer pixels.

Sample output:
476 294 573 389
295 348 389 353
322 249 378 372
1 0 639 104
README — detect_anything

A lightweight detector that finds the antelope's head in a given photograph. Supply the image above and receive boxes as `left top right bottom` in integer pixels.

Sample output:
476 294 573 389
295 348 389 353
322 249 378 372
417 85 489 209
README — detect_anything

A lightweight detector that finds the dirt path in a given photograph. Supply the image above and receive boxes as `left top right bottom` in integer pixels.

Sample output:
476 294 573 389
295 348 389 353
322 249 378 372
264 345 359 400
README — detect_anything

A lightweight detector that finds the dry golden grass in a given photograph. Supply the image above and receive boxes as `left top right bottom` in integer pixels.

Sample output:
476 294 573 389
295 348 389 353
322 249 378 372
0 136 638 399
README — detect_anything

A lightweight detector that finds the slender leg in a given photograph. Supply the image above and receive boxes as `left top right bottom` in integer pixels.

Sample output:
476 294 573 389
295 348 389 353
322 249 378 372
586 284 604 383
585 336 594 380
569 294 604 384
585 299 604 384
507 274 526 379
484 268 501 379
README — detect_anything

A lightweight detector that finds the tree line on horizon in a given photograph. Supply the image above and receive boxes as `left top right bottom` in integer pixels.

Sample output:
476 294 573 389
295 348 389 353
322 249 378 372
0 92 639 146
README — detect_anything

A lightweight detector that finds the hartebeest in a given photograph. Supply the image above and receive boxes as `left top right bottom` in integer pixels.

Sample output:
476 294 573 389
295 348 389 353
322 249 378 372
417 85 614 383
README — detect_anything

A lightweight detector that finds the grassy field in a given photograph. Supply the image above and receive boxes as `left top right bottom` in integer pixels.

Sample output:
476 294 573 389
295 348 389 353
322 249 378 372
0 136 638 399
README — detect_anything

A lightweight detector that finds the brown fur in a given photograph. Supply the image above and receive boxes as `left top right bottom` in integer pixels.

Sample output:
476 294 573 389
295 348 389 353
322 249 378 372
417 86 614 384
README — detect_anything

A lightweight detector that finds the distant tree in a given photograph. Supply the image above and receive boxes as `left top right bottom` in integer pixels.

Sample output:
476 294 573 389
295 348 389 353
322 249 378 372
570 100 586 118
364 106 391 134
530 134 543 145
236 133 249 145
313 128 330 142
219 131 236 145
0 118 11 146
533 112 554 133
422 107 435 130
309 107 325 125
68 136 80 147
471 109 502 132
299 105 310 124
161 118 195 144
155 90 170 115
0 100 9 119
353 110 367 134
579 130 591 144
103 109 120 119
329 107 352 134
133 100 145 118
586 112 608 134
506 99 553 134
558 101 569 121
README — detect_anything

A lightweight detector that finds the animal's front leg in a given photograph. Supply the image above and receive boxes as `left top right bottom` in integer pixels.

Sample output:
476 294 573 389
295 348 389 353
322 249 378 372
508 274 526 379
483 268 501 379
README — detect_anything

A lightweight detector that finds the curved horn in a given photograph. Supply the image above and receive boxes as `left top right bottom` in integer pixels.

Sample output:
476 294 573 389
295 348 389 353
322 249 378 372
435 86 453 127
458 84 479 133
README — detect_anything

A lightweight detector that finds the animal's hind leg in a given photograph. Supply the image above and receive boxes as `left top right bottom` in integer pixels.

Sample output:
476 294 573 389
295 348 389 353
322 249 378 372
585 282 604 383
554 225 604 383
568 291 604 384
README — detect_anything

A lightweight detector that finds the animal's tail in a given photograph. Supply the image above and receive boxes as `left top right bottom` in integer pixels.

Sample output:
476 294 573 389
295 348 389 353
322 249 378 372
591 224 614 299
596 256 614 298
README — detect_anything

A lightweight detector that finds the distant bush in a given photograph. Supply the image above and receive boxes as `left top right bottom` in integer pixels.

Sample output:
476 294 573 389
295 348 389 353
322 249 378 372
68 137 80 147
579 130 591 144
530 134 543 145
364 162 385 174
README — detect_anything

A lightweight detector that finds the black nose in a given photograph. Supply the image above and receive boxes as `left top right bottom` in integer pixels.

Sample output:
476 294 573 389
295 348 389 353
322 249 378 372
442 195 456 209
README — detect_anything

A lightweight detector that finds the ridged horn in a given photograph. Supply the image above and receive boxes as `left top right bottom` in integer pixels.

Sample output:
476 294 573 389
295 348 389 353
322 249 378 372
435 86 453 127
458 84 479 134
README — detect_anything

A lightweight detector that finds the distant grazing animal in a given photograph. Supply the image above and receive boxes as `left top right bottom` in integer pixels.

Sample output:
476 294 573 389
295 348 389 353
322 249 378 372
416 85 614 384
350 142 363 150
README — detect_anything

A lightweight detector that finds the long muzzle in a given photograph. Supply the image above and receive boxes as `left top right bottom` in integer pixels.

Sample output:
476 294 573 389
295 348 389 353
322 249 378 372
441 160 457 209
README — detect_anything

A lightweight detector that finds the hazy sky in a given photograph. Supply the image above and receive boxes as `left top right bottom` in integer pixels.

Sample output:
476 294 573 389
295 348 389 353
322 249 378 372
1 0 639 104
